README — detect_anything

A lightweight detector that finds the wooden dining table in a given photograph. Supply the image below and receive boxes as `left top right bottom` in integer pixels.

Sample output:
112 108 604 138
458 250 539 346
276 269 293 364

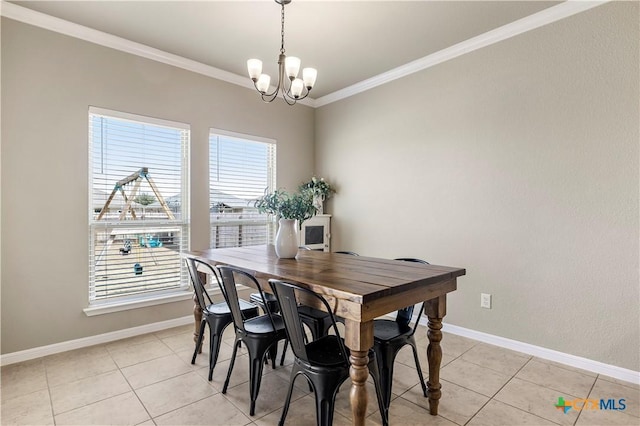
188 245 465 425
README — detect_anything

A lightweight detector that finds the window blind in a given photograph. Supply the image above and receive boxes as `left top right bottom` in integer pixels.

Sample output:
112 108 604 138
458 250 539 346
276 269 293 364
89 107 190 303
209 131 276 248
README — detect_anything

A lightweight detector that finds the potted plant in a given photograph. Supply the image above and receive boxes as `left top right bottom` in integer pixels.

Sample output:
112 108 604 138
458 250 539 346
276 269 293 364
255 189 316 258
299 177 335 214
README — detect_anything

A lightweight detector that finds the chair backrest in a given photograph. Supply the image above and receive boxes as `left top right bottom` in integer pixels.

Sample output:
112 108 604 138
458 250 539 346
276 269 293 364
185 257 218 310
217 265 277 334
394 258 430 331
269 279 347 365
334 251 359 256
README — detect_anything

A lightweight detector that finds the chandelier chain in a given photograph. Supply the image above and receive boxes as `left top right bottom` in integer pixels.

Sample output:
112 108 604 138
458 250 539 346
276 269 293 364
280 2 285 54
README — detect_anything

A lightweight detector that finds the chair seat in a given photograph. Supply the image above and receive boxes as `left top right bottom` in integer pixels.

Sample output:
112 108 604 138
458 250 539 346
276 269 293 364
206 298 256 315
373 319 412 342
305 335 348 367
244 313 285 334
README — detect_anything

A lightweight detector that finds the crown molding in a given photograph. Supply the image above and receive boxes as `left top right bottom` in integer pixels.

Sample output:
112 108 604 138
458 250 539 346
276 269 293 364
0 1 315 108
314 0 610 107
1 0 608 109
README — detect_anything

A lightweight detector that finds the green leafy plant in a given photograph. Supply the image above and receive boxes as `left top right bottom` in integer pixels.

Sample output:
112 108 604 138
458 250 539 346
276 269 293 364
254 189 316 229
299 176 335 199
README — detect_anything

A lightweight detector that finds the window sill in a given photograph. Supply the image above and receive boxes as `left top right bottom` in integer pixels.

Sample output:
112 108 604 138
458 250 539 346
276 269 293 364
83 290 194 316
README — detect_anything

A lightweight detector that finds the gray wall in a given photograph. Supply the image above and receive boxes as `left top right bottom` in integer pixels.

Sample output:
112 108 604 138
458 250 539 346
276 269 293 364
315 2 639 371
2 2 639 373
1 19 314 353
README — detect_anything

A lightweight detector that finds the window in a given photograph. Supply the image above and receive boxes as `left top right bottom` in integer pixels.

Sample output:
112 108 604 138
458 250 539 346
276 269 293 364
209 130 276 248
88 107 190 304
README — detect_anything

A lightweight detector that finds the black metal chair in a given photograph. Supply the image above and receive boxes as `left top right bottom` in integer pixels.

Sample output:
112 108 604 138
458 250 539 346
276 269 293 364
247 248 313 364
269 279 388 426
373 257 430 413
185 257 259 381
216 265 288 416
249 290 289 365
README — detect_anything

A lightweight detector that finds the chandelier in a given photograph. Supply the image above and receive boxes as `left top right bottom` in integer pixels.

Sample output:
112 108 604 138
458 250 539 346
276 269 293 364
247 0 317 105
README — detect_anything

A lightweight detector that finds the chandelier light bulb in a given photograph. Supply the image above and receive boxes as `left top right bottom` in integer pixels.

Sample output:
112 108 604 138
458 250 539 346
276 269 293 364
247 59 263 81
284 56 301 80
302 68 317 89
291 78 304 98
256 74 271 93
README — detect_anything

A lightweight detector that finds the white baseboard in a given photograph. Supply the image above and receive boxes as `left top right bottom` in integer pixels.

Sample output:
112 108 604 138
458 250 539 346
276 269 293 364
0 316 193 367
2 314 638 387
422 319 639 386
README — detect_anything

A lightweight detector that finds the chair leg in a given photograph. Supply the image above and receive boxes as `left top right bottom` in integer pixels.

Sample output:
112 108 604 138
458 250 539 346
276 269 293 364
375 344 395 412
191 319 206 364
249 353 266 416
208 331 224 381
280 339 288 366
316 397 334 426
278 369 301 426
268 345 277 369
312 374 344 426
410 339 428 397
222 339 240 394
368 353 389 426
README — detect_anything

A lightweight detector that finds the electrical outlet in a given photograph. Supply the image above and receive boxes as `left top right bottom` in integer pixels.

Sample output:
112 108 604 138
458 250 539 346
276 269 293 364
481 293 492 309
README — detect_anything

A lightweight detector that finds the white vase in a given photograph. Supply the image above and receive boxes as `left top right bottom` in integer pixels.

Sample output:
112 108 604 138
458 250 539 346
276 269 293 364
313 194 324 215
275 218 299 258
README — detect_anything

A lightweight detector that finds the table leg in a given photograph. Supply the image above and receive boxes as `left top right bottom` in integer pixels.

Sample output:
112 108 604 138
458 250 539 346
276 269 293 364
425 295 446 415
193 294 203 352
193 272 205 353
344 319 373 426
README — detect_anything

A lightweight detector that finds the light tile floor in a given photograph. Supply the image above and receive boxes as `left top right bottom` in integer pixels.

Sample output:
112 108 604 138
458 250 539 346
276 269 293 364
2 324 638 425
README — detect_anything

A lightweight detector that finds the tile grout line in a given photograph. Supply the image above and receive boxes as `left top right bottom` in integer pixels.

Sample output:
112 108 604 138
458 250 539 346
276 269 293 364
394 383 460 425
216 354 311 423
163 333 253 424
572 374 599 426
390 331 482 424
42 359 57 426
480 357 565 426
464 355 535 425
45 355 134 420
118 354 156 425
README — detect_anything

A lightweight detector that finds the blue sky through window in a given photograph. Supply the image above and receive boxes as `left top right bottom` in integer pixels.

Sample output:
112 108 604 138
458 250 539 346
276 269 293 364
90 115 185 214
209 134 274 208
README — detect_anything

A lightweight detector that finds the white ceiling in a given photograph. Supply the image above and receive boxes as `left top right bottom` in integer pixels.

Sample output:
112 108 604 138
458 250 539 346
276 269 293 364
8 1 563 100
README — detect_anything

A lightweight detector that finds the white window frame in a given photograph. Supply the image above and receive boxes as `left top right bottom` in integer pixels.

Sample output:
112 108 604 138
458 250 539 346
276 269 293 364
87 107 190 311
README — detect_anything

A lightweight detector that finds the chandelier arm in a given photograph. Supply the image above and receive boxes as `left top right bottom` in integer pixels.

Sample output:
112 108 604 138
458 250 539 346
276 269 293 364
253 79 279 99
282 89 308 102
281 93 297 106
261 92 279 103
253 52 287 99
